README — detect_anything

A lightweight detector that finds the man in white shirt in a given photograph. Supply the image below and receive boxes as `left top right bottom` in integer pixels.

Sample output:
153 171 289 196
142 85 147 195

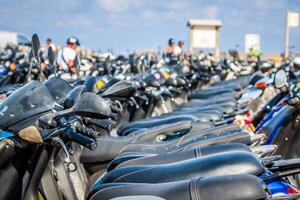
174 40 184 56
57 36 80 76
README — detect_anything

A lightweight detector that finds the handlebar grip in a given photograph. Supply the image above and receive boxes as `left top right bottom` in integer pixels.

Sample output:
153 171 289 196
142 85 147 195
64 128 97 151
81 125 101 139
85 118 114 131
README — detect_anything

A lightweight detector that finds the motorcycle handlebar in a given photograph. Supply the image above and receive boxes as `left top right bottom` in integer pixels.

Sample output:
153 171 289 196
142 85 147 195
76 123 101 140
64 128 97 151
84 118 115 131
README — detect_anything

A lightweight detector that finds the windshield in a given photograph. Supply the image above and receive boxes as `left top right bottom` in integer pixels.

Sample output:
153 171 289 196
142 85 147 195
0 81 55 130
44 77 72 103
17 34 31 46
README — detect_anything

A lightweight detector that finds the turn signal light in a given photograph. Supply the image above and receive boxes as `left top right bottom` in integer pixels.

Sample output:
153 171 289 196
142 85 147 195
9 63 16 71
255 81 267 89
18 126 43 144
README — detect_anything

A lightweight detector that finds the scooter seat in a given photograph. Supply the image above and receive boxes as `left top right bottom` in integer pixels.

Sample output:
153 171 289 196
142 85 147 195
119 124 246 154
119 129 248 156
177 102 236 115
80 124 241 164
81 121 193 163
100 151 265 184
117 114 201 136
88 174 266 200
182 98 237 108
212 75 251 88
205 84 243 91
107 143 251 171
189 88 235 100
162 111 222 122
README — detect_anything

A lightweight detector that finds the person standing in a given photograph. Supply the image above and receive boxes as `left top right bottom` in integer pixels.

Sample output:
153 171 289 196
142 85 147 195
174 40 184 56
46 38 56 52
57 36 80 77
166 38 175 55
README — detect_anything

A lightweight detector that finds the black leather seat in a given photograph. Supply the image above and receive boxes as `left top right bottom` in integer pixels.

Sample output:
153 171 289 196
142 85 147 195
212 75 251 88
81 121 193 163
88 174 267 200
182 97 237 108
189 88 236 100
119 129 249 156
176 102 236 115
107 143 251 172
162 111 222 122
117 114 202 136
100 151 265 184
204 84 243 92
81 123 239 164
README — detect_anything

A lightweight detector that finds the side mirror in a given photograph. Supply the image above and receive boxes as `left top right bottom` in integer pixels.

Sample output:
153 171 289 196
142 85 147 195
31 33 41 63
72 92 112 119
48 46 57 76
64 85 85 109
48 47 55 66
105 56 112 76
84 76 96 93
274 69 288 89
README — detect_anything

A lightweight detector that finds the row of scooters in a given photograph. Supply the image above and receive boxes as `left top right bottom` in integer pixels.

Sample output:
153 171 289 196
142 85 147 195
1 34 300 200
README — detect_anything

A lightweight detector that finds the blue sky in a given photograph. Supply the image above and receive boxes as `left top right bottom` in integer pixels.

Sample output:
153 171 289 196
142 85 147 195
0 0 299 54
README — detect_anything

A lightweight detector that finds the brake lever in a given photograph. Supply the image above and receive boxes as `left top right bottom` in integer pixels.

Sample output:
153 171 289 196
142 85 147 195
52 137 70 162
130 97 139 109
40 127 68 141
51 137 76 171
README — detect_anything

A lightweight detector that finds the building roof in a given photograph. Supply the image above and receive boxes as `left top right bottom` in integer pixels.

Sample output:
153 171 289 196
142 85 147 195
187 19 222 28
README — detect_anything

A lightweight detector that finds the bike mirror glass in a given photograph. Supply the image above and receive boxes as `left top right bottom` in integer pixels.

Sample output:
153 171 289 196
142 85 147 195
105 56 112 76
72 92 112 119
274 69 287 89
31 33 41 62
18 126 43 144
48 46 55 66
64 85 85 109
84 76 96 93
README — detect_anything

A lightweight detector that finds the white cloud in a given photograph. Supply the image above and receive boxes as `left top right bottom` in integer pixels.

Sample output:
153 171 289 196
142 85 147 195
96 0 142 13
55 15 94 27
252 0 284 10
202 5 219 19
141 10 156 20
165 1 189 10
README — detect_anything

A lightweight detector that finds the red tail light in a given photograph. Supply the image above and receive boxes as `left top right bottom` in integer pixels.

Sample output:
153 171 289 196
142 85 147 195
288 186 299 194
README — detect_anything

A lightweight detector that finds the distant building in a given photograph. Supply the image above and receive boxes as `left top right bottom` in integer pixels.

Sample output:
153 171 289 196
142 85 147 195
187 19 222 59
0 31 31 48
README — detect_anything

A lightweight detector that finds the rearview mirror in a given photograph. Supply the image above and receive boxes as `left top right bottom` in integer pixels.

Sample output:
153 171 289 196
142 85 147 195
84 76 96 93
48 46 57 77
64 85 85 109
31 33 41 63
40 92 113 121
274 69 287 89
72 92 112 119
